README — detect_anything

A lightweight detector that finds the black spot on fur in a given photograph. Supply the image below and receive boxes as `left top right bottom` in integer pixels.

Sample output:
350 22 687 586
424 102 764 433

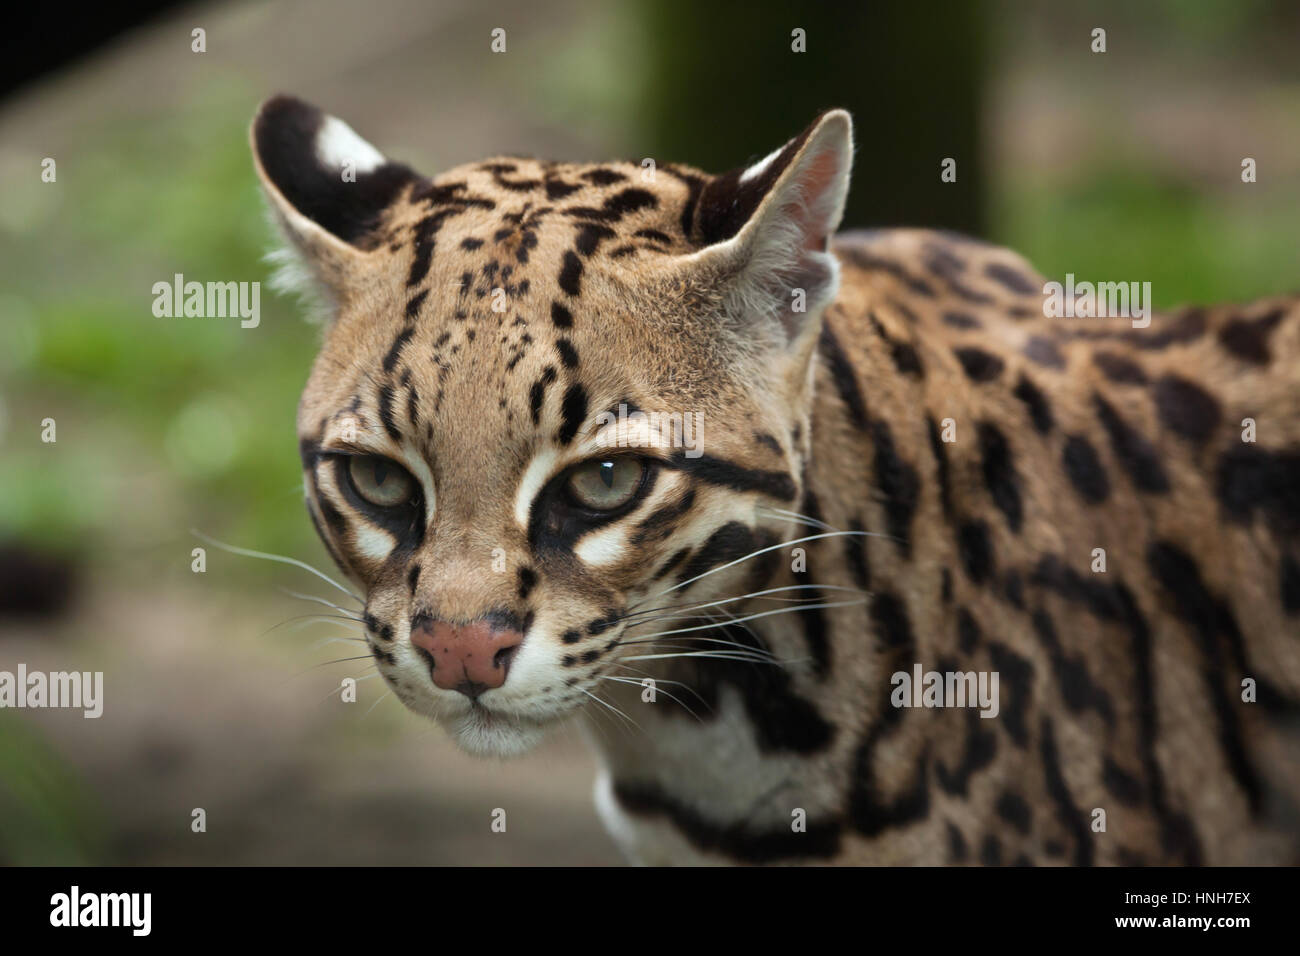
1093 351 1147 384
558 251 583 296
555 338 579 369
957 608 980 652
382 326 416 373
584 168 627 186
556 384 588 445
528 366 557 425
1031 608 1114 724
1103 758 1145 807
937 709 998 798
1282 554 1300 614
871 420 920 557
942 310 982 330
954 347 1005 383
927 417 954 520
870 592 913 648
1094 394 1171 493
575 222 616 257
1215 445 1300 534
984 262 1039 295
1040 717 1093 865
612 779 840 863
1147 541 1262 814
1153 374 1221 444
1062 435 1111 503
946 822 968 862
1013 375 1054 433
1024 336 1066 369
404 290 429 320
818 325 869 430
551 301 573 328
846 517 871 590
996 791 1032 834
1219 308 1285 364
987 642 1031 747
958 521 995 584
978 423 1023 532
544 179 582 200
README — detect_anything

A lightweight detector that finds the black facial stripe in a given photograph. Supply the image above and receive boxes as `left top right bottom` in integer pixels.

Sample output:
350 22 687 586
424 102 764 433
666 453 797 502
377 384 401 441
630 488 696 546
527 460 660 554
556 384 588 445
325 455 426 549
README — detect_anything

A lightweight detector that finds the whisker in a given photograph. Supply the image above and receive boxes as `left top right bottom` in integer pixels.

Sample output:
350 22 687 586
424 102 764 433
192 529 362 603
619 650 810 665
758 507 838 533
259 613 365 639
620 598 865 643
278 587 365 620
624 583 867 626
596 675 704 721
579 688 642 735
639 530 873 604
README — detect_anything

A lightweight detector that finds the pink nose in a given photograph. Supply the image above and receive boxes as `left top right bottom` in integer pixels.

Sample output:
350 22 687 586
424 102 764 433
410 617 523 698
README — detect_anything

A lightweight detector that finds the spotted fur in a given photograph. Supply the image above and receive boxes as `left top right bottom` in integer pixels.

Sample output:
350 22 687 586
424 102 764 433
252 95 1300 865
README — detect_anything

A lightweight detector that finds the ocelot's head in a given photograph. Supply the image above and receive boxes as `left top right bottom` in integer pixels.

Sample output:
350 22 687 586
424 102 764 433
251 96 853 756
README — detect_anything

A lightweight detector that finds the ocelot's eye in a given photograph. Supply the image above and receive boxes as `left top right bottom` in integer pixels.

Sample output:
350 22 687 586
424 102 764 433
566 458 646 511
347 455 415 509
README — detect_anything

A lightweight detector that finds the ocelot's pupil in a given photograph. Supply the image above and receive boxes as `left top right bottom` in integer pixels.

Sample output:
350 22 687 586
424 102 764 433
373 460 389 485
599 460 614 488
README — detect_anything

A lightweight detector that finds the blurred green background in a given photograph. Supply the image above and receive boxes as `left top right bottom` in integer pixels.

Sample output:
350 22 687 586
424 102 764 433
0 0 1297 865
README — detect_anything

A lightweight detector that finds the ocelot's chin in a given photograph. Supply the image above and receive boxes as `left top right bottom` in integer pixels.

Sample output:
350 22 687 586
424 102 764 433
445 704 549 757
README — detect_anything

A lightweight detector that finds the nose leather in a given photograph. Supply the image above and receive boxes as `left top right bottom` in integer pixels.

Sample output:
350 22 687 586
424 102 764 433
410 617 523 698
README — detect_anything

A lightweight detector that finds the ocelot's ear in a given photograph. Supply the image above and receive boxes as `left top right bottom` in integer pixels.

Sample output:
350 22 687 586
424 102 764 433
688 110 853 347
250 95 421 305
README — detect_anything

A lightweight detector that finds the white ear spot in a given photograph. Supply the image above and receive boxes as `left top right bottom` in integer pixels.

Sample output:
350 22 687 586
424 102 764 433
739 145 783 184
315 116 386 174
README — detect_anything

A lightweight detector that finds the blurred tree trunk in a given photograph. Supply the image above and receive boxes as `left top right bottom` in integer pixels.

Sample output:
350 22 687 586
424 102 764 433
637 0 986 235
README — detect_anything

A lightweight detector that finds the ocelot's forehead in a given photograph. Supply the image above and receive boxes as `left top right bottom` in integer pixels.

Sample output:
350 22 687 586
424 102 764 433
299 157 754 460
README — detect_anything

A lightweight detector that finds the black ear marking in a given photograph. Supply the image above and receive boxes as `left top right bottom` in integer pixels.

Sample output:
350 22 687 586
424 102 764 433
693 121 816 246
252 94 421 247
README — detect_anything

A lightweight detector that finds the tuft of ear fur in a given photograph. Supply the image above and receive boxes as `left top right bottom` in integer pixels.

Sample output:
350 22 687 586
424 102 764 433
250 94 422 312
687 110 854 347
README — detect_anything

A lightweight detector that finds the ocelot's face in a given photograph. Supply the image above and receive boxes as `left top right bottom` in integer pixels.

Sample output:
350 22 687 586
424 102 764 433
253 96 851 755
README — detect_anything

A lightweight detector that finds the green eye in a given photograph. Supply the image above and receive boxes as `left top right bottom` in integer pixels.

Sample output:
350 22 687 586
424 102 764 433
567 458 645 511
348 455 415 508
